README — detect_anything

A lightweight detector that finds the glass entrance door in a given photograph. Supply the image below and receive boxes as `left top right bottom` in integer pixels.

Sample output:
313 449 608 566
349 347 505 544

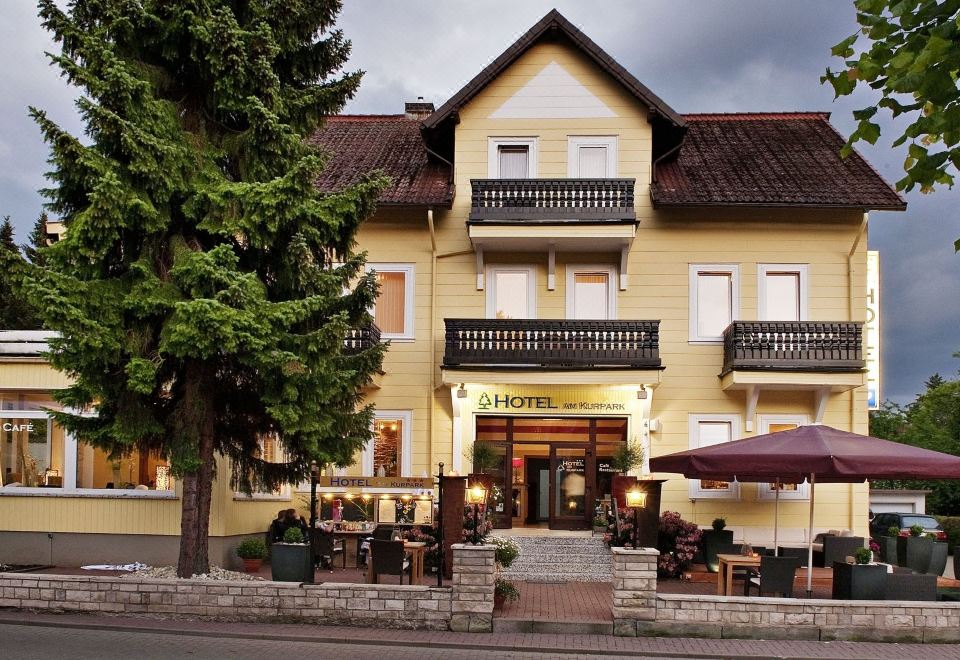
549 444 593 530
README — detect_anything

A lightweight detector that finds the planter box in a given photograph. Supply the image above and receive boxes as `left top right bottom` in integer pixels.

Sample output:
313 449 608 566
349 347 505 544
897 536 934 574
271 543 313 583
701 529 734 573
929 541 948 576
832 561 887 600
877 536 898 564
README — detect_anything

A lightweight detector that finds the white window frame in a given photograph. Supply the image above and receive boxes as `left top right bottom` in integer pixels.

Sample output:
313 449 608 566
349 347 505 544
565 264 617 320
363 410 412 478
756 415 810 501
688 264 740 343
0 408 175 499
368 263 415 342
488 137 538 178
486 265 537 319
688 414 741 500
567 135 618 177
758 264 809 321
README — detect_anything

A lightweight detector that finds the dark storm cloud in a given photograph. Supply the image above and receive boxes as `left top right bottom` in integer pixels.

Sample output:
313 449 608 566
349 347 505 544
2 1 957 401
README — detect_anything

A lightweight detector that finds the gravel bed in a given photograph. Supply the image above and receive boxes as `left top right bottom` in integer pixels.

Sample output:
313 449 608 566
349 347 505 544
122 566 263 581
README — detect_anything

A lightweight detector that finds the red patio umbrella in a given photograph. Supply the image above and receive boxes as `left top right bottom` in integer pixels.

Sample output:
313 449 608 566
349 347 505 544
649 424 960 594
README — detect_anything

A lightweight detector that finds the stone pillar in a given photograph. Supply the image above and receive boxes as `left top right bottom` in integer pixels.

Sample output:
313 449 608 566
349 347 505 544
449 543 495 633
612 546 659 637
441 476 467 579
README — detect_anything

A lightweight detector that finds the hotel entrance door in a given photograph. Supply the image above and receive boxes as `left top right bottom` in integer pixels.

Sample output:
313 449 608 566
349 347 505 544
475 416 626 531
550 444 593 530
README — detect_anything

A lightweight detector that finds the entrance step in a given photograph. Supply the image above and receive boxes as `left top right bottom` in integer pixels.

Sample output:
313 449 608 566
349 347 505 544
497 534 612 582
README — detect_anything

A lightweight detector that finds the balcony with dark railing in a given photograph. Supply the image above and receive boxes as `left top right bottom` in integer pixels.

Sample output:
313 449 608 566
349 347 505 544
343 324 381 354
443 319 660 369
721 321 864 375
469 178 636 223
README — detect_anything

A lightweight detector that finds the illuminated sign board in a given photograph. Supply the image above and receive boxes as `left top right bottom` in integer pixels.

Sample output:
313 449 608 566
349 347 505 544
866 251 880 409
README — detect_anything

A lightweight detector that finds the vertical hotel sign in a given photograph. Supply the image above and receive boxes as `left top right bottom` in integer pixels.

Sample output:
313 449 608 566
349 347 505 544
866 251 880 409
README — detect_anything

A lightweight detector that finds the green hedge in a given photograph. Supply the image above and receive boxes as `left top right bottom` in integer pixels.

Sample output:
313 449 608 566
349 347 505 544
934 516 960 553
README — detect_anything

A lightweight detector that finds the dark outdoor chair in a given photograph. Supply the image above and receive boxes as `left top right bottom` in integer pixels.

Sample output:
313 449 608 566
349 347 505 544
745 556 801 598
370 539 410 585
814 535 865 567
311 532 345 571
359 525 397 567
884 570 937 601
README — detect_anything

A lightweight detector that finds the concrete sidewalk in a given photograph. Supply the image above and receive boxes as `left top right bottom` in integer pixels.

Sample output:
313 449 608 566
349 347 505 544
3 611 960 659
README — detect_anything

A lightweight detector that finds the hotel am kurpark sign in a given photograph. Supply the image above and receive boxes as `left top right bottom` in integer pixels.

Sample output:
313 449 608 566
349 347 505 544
471 386 633 413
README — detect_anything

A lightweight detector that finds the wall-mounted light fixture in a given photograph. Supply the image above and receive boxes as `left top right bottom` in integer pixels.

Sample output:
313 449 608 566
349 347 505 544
456 383 468 399
637 388 648 400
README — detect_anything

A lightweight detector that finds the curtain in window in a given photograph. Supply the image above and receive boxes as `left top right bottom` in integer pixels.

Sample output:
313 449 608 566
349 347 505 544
493 271 529 319
573 272 610 319
375 271 406 334
764 272 800 321
498 146 529 178
577 146 607 177
698 421 731 491
696 272 732 337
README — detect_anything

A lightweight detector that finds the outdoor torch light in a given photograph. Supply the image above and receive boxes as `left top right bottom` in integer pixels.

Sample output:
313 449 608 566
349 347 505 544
625 488 647 549
466 483 487 545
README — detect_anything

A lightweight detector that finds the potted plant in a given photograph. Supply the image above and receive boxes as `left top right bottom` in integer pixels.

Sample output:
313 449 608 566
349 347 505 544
236 537 267 573
928 533 949 576
832 549 886 600
611 440 644 509
494 577 520 608
464 441 498 474
490 536 520 570
593 514 608 533
271 526 314 583
701 518 734 574
876 525 899 563
896 524 934 573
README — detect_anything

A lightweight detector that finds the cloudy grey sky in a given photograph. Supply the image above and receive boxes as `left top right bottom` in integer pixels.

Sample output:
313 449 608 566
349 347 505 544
1 1 957 403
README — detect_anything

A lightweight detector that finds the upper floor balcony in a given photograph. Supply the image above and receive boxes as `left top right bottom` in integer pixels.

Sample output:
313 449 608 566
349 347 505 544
469 178 636 223
721 321 865 375
443 318 660 370
343 324 381 354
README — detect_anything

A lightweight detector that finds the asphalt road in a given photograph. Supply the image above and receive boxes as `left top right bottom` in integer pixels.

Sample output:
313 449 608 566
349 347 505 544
0 623 628 660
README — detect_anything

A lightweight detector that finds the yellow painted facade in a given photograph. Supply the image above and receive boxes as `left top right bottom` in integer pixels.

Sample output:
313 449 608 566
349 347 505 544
1 30 882 557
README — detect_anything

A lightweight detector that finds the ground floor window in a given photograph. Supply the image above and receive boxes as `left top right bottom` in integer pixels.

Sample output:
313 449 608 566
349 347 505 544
0 391 173 494
362 410 412 478
688 414 741 500
756 415 810 500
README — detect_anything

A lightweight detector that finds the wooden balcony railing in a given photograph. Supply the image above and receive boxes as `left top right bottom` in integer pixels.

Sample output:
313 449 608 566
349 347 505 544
721 321 865 374
343 324 381 354
469 178 636 222
443 319 660 368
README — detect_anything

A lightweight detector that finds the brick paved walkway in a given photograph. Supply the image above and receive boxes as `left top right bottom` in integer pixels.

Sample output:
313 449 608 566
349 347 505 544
4 612 960 658
498 581 612 622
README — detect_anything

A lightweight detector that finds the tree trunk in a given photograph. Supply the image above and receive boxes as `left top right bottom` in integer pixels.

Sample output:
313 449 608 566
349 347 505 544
176 363 216 577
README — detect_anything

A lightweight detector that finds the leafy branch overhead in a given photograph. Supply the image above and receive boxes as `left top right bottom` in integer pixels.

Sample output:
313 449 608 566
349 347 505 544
822 1 960 202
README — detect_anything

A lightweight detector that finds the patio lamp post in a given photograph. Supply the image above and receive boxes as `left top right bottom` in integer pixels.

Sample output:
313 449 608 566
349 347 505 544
625 488 647 549
309 461 319 530
466 482 488 545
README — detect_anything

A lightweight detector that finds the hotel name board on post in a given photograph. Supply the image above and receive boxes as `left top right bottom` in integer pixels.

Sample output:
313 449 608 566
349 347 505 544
866 251 881 410
316 476 432 490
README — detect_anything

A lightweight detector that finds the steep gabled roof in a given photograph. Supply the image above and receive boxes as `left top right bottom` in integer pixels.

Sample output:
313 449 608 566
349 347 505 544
309 115 453 207
422 9 684 131
651 113 907 211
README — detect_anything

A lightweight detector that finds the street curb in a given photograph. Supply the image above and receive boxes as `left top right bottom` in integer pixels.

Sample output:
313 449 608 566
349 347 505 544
0 613 800 659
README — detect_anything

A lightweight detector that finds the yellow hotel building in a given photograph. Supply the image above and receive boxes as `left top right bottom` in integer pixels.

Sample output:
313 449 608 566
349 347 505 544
0 11 904 567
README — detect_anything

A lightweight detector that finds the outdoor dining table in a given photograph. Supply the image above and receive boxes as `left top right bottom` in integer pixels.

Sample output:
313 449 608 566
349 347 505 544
332 529 372 568
716 553 761 596
367 540 426 584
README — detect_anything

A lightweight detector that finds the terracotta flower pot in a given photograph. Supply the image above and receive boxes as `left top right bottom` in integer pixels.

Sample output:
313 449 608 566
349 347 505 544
242 558 263 573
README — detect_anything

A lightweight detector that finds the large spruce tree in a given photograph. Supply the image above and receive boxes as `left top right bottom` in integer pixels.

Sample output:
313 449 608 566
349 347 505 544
26 0 386 576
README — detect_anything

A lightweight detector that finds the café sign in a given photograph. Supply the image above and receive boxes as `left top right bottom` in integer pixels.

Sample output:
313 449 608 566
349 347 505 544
2 423 34 432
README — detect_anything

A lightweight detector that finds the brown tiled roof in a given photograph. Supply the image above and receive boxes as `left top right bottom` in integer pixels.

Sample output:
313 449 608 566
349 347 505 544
422 9 685 131
651 112 906 210
310 115 453 206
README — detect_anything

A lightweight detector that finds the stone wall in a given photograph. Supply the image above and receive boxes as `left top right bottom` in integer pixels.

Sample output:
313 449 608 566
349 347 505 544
611 547 659 636
0 545 497 632
449 542 495 632
649 594 960 643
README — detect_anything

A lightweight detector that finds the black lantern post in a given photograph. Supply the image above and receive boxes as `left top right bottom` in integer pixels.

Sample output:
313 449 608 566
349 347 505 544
309 461 319 530
435 462 444 587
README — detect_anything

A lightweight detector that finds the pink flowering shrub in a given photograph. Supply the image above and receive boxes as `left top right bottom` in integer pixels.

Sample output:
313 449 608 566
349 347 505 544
656 511 702 578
